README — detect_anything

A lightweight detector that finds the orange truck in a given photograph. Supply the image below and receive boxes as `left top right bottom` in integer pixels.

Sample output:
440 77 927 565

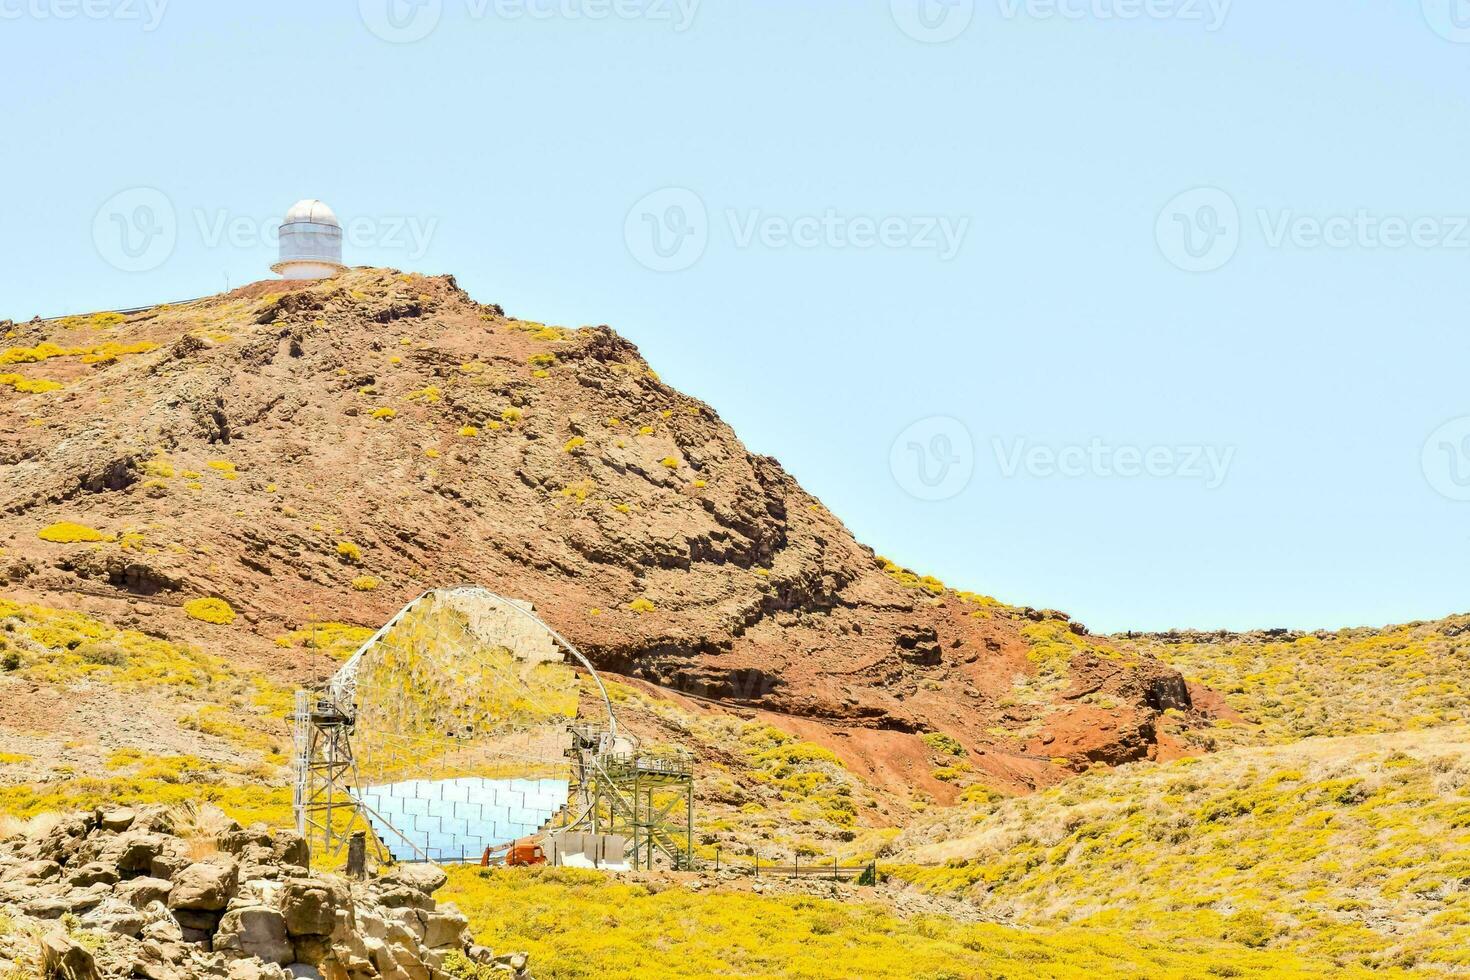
481 838 547 868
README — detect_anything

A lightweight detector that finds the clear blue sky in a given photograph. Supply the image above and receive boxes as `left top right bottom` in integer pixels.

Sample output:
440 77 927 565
4 1 1469 633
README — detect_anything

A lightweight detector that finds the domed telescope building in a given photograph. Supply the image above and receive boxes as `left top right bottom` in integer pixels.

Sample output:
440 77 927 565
272 199 346 280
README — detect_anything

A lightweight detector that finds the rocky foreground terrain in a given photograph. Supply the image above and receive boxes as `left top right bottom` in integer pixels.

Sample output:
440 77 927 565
0 803 527 979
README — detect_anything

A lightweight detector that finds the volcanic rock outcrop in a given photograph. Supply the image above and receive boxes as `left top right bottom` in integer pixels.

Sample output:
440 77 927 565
0 805 528 979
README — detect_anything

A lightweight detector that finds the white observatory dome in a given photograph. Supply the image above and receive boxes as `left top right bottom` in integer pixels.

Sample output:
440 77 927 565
272 198 346 280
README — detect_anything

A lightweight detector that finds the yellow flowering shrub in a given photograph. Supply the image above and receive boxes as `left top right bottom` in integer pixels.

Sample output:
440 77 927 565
182 598 235 626
0 340 156 366
0 374 63 394
273 622 374 660
38 522 109 543
0 599 223 688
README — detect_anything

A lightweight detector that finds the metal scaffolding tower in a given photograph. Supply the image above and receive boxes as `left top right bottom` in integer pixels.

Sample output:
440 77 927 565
565 724 696 870
292 690 363 855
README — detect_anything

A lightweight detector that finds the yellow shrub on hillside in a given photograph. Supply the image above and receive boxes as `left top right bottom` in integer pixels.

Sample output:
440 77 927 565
274 622 374 660
0 599 222 688
0 373 62 394
0 340 155 366
887 726 1470 973
436 867 1364 980
37 522 109 543
183 598 236 626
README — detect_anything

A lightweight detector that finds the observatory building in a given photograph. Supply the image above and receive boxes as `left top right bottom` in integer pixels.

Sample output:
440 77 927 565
272 199 346 280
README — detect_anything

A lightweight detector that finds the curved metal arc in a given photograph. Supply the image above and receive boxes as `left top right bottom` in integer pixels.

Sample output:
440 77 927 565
327 586 617 740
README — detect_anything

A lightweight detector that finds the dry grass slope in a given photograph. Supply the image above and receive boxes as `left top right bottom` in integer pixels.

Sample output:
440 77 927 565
1118 616 1470 749
888 726 1470 973
439 866 1378 980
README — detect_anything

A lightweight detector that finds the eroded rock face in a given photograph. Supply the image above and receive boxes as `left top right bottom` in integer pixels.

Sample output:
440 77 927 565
0 804 533 980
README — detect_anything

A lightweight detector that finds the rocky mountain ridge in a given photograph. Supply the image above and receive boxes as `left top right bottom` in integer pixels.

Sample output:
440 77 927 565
0 269 1217 792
